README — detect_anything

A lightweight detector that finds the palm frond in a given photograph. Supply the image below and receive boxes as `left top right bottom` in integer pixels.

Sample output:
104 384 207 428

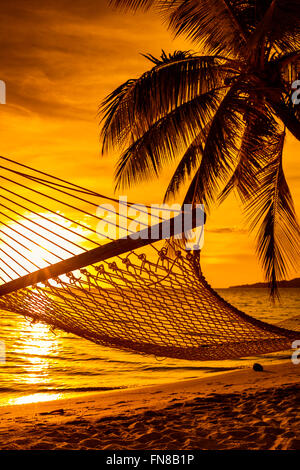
182 82 249 209
219 103 279 203
114 89 221 189
100 53 231 154
245 0 300 67
166 0 247 55
163 131 206 202
109 0 156 11
100 79 137 154
244 130 300 299
268 91 300 141
246 0 277 66
271 50 300 97
269 49 300 70
141 49 194 65
265 0 300 55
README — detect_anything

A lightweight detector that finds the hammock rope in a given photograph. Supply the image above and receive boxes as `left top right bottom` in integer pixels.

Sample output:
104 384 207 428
0 156 299 360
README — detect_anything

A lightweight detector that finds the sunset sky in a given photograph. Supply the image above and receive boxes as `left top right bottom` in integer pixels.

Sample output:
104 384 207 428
0 0 299 288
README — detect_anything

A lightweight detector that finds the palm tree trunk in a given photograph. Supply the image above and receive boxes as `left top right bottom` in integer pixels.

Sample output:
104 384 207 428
269 99 300 141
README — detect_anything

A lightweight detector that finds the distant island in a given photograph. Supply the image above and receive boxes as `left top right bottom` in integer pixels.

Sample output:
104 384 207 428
229 278 300 289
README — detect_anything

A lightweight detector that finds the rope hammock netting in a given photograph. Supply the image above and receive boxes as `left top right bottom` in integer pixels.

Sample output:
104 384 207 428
0 156 299 361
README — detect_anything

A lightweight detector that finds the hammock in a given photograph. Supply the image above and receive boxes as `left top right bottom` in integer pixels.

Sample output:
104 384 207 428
0 156 299 361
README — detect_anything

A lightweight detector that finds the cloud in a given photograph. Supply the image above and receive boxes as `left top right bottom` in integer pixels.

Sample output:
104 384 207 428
0 0 181 120
206 226 247 235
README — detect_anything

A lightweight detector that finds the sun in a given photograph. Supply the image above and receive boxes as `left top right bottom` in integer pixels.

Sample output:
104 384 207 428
0 212 88 283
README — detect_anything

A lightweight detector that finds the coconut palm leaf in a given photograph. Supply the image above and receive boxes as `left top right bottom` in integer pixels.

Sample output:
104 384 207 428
100 79 137 154
267 91 300 140
264 1 300 53
100 52 232 154
163 131 206 202
182 83 253 208
166 0 247 55
272 50 300 94
114 88 222 189
109 0 156 11
165 81 251 208
110 0 300 53
244 130 300 298
219 103 279 203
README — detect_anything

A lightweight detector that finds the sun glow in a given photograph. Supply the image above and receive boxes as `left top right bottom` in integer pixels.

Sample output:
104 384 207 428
0 212 93 284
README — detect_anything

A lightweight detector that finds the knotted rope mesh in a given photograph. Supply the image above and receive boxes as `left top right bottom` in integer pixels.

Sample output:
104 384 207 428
0 156 299 360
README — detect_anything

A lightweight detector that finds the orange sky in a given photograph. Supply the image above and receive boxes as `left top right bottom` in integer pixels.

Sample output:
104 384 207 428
0 0 299 287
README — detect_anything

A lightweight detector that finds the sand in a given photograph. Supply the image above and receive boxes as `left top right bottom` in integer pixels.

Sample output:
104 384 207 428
0 361 299 450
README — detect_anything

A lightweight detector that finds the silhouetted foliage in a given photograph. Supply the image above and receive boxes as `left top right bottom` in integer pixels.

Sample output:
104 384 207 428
101 0 300 297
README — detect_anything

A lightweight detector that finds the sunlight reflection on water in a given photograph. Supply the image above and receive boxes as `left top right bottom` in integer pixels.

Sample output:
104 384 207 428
8 392 63 405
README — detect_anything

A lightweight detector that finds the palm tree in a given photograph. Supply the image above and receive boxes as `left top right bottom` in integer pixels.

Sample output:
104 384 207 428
100 0 300 297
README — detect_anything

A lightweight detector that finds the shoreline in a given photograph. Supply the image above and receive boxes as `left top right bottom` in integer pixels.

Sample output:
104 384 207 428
0 367 240 424
0 352 292 409
0 361 299 449
0 355 291 413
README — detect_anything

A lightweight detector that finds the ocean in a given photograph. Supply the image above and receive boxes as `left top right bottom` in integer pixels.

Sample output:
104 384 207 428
0 288 299 406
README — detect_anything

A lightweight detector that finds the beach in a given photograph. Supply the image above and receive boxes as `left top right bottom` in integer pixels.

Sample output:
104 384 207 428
0 361 299 450
1 0 300 455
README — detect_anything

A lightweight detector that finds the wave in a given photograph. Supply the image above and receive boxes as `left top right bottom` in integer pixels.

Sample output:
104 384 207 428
142 365 239 372
0 387 18 393
39 386 126 393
